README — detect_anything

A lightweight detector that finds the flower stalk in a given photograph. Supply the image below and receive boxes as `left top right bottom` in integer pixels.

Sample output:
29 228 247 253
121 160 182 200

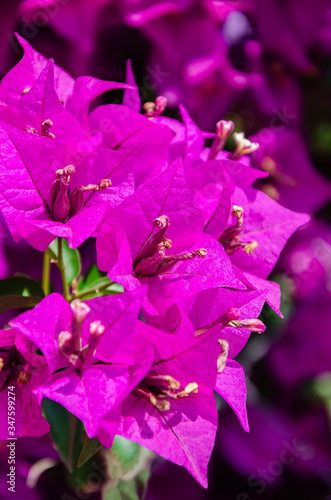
57 237 69 301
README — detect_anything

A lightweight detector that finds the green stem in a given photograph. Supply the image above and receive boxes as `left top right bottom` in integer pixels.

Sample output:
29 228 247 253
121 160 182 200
57 237 69 301
42 250 51 296
68 280 113 303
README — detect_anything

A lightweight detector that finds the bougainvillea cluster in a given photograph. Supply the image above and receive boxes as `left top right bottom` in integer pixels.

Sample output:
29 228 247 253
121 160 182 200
0 35 310 489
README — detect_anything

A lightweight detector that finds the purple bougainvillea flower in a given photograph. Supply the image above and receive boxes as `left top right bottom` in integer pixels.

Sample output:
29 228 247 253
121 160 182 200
37 358 128 438
10 290 147 437
0 119 136 251
122 59 141 113
143 284 266 431
97 157 244 298
98 331 156 447
0 34 145 251
0 59 87 151
156 106 308 314
10 290 145 372
112 322 219 488
0 33 74 106
0 329 50 439
219 179 310 280
1 33 130 114
88 101 173 187
185 287 267 432
194 157 310 313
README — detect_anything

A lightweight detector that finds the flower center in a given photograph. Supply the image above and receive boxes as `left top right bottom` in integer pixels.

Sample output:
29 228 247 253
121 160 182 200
218 205 258 255
133 215 207 277
134 372 198 411
57 300 105 369
143 96 167 118
230 132 259 160
47 165 111 223
23 117 56 139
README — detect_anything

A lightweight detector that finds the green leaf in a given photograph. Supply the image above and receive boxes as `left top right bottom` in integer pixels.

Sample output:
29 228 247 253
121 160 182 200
115 479 140 500
0 276 44 297
74 263 124 300
78 435 102 468
77 263 107 291
103 487 122 500
49 239 81 286
103 470 151 500
0 295 42 314
311 373 331 430
107 436 142 479
42 398 109 493
0 276 44 313
42 398 85 473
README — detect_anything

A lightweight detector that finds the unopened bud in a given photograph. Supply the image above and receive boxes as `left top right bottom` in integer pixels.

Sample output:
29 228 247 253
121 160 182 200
153 215 170 229
82 320 106 361
42 119 53 132
23 125 39 135
68 188 84 218
232 205 244 219
58 330 73 352
144 96 167 118
89 320 105 337
228 318 266 333
216 120 234 140
143 102 155 116
98 178 112 190
56 165 75 180
155 95 167 114
225 307 241 323
71 299 90 324
71 300 90 352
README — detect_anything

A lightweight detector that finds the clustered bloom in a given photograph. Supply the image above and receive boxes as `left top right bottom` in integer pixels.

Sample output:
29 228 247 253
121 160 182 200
0 35 309 487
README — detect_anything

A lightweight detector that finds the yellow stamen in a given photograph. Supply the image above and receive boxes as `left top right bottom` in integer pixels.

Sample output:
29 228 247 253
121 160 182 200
244 241 259 254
